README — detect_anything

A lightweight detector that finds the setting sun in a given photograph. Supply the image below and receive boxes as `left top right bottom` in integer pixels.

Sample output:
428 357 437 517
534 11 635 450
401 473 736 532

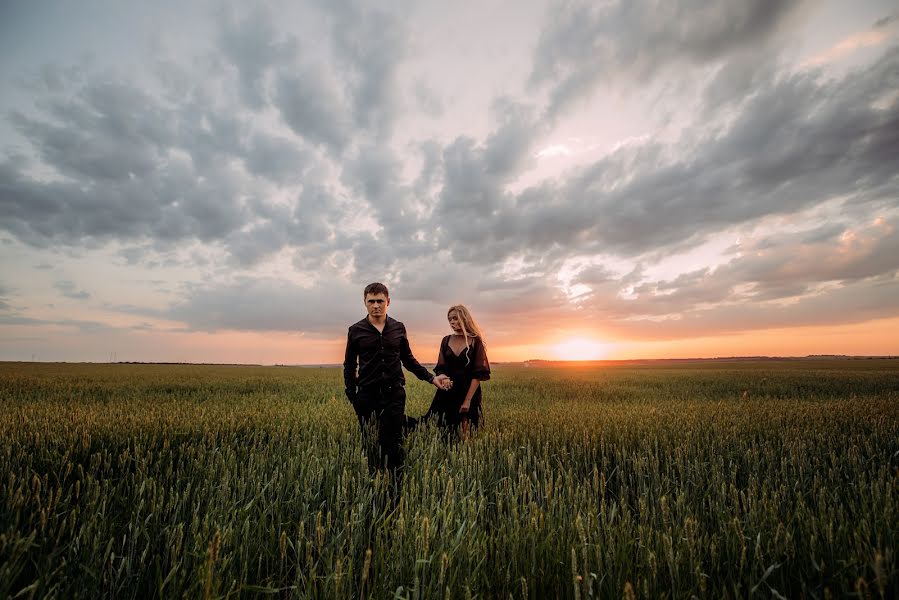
551 338 610 361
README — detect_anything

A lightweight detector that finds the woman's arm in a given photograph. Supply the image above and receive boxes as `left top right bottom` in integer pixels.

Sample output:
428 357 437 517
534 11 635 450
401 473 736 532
434 336 448 376
459 378 480 413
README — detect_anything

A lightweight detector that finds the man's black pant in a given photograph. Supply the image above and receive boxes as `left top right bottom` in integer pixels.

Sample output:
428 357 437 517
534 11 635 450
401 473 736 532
353 384 406 473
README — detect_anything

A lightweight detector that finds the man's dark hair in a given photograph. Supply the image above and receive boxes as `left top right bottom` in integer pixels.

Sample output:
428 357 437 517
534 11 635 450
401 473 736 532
364 282 389 298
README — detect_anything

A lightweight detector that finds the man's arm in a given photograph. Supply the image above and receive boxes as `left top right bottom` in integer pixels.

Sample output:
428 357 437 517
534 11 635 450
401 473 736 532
343 327 358 404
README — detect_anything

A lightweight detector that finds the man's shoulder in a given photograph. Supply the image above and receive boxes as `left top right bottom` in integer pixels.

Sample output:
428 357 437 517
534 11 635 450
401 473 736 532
348 317 370 331
386 315 406 330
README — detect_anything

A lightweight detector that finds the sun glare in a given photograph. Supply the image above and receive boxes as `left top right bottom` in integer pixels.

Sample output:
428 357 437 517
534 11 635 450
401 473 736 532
551 338 609 361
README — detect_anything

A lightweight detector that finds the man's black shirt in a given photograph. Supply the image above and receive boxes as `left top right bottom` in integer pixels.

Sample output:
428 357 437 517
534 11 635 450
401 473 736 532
343 315 433 401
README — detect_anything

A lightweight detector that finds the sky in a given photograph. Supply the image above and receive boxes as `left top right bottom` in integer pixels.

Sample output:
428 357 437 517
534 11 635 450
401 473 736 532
1 0 898 364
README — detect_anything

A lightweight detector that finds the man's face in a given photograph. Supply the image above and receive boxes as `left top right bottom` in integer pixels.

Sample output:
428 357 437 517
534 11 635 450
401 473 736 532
365 293 389 319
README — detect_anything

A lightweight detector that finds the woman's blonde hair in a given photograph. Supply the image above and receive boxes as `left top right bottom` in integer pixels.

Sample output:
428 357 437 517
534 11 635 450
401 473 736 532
448 304 484 364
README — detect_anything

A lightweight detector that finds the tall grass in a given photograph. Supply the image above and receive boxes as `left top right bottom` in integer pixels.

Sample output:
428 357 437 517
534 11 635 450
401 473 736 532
1 360 897 598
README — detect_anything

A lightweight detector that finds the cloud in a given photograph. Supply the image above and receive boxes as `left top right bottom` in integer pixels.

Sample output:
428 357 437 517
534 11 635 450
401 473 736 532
164 277 362 335
342 144 426 241
874 14 897 29
325 0 409 140
430 44 899 266
428 99 545 263
9 82 166 182
216 5 299 110
223 182 347 267
805 15 898 67
3 1 898 357
610 274 899 340
412 79 444 118
0 312 115 333
0 44 340 263
557 216 899 339
79 208 899 345
265 1 411 153
54 280 91 300
243 132 310 183
530 0 807 117
274 67 352 153
0 58 260 249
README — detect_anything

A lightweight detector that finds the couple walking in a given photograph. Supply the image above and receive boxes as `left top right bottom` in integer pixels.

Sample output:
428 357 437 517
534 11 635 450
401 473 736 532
343 282 490 473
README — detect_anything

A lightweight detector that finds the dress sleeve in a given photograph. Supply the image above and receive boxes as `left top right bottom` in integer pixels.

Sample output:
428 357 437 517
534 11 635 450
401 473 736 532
470 337 490 381
434 336 448 376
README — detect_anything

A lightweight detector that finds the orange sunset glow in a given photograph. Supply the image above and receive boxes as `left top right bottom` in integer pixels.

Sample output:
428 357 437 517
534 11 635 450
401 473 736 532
550 338 611 361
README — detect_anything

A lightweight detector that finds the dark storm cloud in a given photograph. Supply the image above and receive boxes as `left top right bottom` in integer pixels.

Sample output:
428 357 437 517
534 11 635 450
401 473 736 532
224 183 345 267
325 0 408 140
0 41 342 261
701 46 783 114
273 68 352 153
243 132 310 183
1 1 415 274
53 280 91 300
165 277 362 334
0 53 263 249
342 145 423 240
216 5 299 110
265 1 411 153
432 45 899 266
429 99 544 263
9 82 166 182
530 0 806 116
0 150 253 248
413 140 443 198
346 231 405 277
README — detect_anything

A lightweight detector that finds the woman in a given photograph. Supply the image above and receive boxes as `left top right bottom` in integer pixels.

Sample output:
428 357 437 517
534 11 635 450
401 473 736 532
423 304 490 436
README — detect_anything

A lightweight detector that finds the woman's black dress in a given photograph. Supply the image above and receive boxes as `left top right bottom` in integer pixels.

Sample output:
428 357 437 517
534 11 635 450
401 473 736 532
424 335 491 432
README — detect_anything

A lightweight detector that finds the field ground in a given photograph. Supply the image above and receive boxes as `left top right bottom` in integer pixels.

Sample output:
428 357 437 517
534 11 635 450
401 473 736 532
1 360 897 598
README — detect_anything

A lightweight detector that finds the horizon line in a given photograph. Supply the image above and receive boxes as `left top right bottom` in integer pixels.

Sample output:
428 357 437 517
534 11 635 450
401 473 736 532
4 354 898 367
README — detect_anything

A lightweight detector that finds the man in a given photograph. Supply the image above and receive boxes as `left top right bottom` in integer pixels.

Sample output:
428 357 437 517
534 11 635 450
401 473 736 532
343 282 450 473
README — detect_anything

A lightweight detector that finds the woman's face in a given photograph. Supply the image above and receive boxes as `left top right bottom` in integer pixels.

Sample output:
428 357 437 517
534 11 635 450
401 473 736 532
448 311 463 334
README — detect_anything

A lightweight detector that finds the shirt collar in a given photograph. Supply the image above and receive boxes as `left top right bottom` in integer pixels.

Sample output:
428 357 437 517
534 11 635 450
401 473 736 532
363 315 393 331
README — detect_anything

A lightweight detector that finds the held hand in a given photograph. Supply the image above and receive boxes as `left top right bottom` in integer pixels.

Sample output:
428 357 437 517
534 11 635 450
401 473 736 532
433 374 452 390
459 400 471 413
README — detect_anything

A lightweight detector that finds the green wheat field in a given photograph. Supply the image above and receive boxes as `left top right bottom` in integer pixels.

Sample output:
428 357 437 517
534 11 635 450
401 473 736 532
1 360 897 599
